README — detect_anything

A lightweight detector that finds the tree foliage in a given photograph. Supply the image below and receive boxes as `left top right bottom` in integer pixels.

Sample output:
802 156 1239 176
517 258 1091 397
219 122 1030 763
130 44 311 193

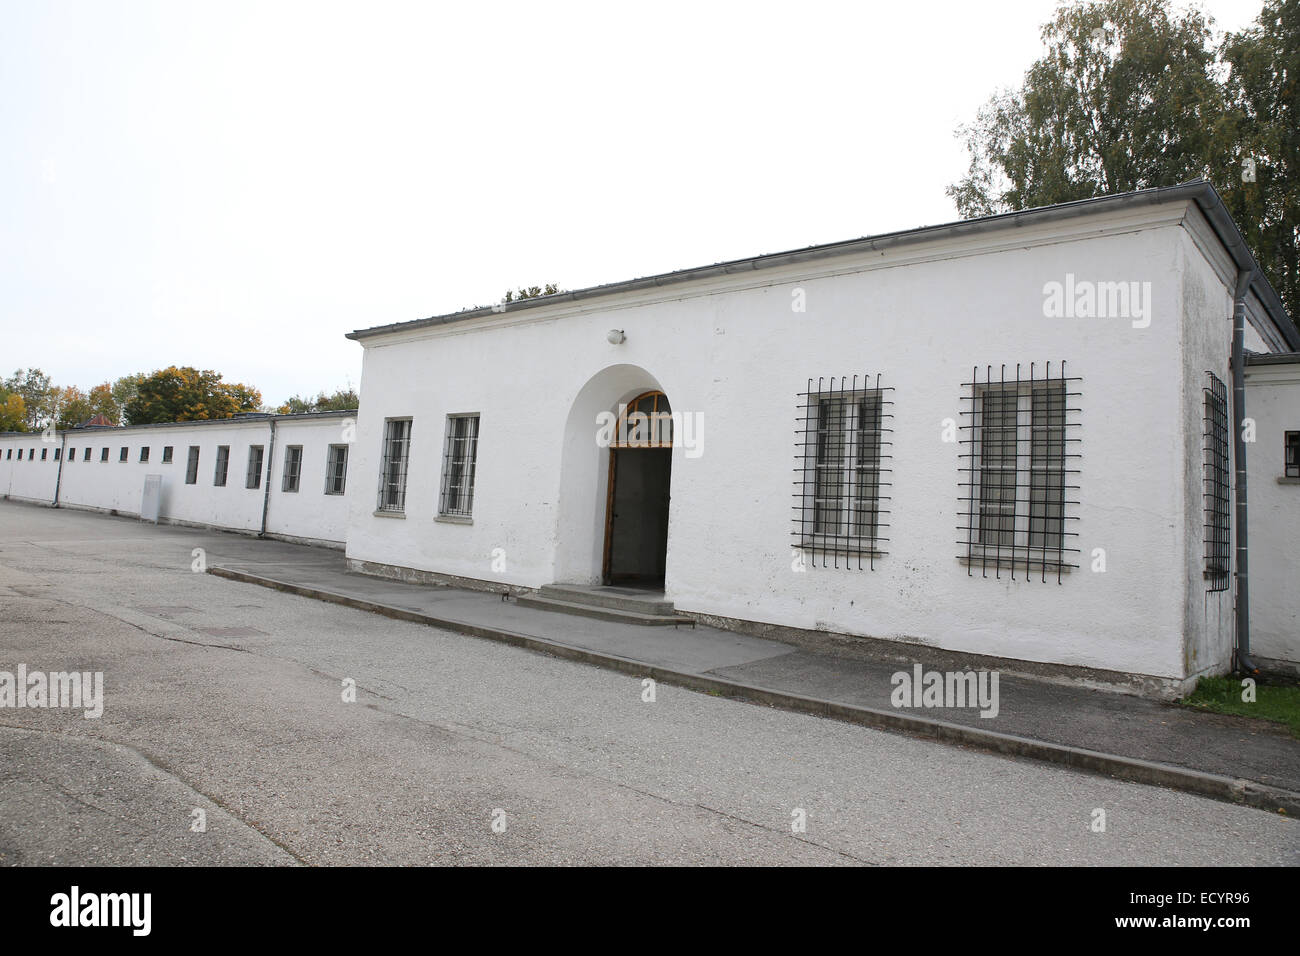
503 283 561 303
949 0 1299 316
123 367 263 425
276 387 359 415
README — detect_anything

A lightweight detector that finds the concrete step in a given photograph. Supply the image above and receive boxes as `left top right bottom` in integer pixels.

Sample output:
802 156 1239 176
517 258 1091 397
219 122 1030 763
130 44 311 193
537 584 678 617
515 594 694 627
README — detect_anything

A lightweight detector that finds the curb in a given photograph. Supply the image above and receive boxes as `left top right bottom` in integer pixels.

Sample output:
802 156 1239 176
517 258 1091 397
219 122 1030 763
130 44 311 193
208 565 1300 817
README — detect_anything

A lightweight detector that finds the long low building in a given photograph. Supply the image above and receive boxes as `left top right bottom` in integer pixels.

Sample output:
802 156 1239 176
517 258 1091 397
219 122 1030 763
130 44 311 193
2 181 1297 694
0 410 353 547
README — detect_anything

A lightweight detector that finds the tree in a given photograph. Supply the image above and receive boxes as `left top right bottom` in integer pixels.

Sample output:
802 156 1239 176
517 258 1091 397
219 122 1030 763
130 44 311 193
4 368 52 429
86 382 121 425
1221 0 1300 324
122 367 263 425
0 390 26 432
948 0 1299 318
49 386 95 430
276 387 359 415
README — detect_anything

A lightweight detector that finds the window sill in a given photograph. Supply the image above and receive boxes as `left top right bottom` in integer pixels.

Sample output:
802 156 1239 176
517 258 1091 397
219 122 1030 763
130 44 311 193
373 509 406 519
958 553 1075 574
435 514 473 525
1277 476 1300 485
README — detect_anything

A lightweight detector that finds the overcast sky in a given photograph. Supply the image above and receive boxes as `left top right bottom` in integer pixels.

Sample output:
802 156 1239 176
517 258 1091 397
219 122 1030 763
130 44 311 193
0 0 1268 407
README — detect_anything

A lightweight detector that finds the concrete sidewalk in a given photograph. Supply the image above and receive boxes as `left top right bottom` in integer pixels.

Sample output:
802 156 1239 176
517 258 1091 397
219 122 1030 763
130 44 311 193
209 548 1300 814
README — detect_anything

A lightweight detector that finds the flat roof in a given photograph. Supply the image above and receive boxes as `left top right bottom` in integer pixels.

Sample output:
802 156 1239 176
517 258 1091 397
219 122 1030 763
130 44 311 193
347 179 1299 351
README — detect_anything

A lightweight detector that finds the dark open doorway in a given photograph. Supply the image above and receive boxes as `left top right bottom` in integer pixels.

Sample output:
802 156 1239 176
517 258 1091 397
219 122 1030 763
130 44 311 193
602 390 673 586
603 447 672 585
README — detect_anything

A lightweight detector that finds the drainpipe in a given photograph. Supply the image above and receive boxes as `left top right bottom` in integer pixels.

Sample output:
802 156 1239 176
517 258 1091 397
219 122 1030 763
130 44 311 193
52 430 66 508
259 418 276 536
1231 268 1256 674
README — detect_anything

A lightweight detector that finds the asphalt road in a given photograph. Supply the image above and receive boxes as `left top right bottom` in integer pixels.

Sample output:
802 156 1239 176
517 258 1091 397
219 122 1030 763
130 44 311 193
0 502 1295 865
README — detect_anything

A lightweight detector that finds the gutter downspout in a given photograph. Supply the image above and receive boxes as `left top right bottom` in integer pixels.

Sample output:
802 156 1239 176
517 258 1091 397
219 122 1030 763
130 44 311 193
259 418 276 537
52 431 66 508
1231 268 1257 674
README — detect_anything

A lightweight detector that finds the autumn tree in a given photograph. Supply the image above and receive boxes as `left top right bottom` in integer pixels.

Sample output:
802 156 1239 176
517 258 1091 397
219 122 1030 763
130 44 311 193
0 388 26 432
123 367 263 425
3 369 52 429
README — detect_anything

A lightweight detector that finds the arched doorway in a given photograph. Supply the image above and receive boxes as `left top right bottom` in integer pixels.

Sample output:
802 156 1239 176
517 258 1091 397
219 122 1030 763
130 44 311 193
602 390 672 585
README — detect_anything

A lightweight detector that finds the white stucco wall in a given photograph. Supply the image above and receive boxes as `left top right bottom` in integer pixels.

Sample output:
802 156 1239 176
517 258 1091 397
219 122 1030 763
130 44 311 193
345 199 1251 682
1244 361 1300 667
0 411 353 545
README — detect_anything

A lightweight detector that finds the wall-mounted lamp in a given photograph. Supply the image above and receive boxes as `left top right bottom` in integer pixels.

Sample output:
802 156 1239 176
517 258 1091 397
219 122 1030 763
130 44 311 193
606 329 626 345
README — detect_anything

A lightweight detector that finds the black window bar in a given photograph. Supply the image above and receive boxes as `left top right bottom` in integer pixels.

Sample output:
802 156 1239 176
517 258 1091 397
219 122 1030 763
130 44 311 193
1285 430 1299 478
792 373 894 570
958 362 1082 583
1203 372 1231 592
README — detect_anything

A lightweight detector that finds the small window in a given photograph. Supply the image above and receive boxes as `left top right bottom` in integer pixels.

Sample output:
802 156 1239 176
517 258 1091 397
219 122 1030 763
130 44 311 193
281 445 303 492
16 449 22 460
68 447 75 460
214 445 230 487
439 415 480 517
83 447 90 461
246 445 264 489
53 448 61 461
377 419 412 513
41 448 48 460
162 445 173 463
119 447 128 462
100 447 108 462
185 446 200 484
1286 431 1299 478
139 447 150 463
325 444 348 495
5 449 10 459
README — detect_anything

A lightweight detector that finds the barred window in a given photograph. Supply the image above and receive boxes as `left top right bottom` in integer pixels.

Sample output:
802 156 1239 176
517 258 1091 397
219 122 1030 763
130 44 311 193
1285 431 1299 478
214 445 230 487
281 445 302 493
1203 373 1230 591
41 448 48 460
246 445 264 489
439 415 480 517
185 446 199 484
162 445 173 463
794 375 892 569
377 419 411 513
325 444 348 495
959 363 1079 581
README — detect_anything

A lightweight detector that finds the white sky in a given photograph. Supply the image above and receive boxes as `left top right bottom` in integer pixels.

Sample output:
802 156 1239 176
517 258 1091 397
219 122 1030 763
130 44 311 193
0 0 1268 407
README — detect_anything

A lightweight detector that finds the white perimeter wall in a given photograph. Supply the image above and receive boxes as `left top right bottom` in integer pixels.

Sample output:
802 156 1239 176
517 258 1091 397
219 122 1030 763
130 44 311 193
345 200 1256 681
0 413 353 546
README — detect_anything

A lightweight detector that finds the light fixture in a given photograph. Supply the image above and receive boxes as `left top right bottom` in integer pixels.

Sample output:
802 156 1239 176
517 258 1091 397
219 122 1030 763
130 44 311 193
606 329 626 345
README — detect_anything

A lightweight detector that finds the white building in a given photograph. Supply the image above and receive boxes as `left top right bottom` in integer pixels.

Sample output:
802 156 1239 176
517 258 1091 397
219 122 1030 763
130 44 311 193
0 411 353 547
3 181 1296 695
341 181 1299 695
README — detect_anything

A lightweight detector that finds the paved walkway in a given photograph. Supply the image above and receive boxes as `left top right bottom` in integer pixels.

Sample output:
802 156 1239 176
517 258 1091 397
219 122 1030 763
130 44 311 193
208 544 1300 808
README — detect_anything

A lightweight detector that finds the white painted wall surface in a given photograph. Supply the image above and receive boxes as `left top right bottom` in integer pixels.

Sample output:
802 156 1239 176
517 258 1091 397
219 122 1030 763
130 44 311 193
345 199 1257 682
1244 361 1300 667
0 412 353 545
